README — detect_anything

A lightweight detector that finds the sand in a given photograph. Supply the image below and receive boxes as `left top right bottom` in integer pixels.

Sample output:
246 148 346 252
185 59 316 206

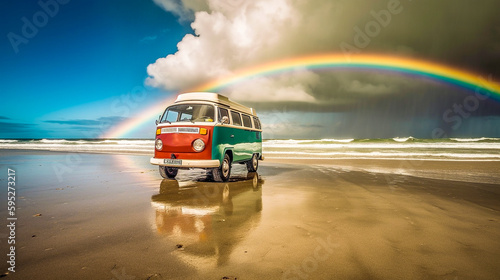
1 150 499 279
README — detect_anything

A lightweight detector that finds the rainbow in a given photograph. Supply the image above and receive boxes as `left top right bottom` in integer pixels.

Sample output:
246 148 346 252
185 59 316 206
103 53 500 138
103 100 175 139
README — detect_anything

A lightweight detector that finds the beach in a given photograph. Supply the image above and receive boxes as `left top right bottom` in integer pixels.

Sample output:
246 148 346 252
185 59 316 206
1 149 499 279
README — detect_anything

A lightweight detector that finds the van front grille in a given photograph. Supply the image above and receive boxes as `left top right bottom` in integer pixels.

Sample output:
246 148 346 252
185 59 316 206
161 127 200 134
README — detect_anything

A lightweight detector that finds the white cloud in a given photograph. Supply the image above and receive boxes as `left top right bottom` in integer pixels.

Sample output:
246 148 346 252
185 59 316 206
220 69 318 102
147 0 312 102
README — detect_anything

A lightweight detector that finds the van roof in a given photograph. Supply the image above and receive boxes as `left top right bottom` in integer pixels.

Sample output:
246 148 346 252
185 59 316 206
175 92 257 116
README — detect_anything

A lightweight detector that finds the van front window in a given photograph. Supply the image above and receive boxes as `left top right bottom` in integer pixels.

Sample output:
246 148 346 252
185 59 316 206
161 104 215 123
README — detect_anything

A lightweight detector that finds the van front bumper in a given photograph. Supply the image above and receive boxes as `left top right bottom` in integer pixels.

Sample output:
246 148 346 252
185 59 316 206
150 157 220 168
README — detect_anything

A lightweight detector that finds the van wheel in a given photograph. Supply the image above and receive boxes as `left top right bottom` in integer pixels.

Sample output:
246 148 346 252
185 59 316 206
213 154 231 182
159 166 178 179
246 154 259 172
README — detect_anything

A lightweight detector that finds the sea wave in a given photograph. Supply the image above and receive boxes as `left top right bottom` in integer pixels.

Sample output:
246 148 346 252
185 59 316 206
450 137 500 142
1 138 499 160
103 139 154 144
262 142 500 150
39 139 71 143
0 139 154 155
0 140 18 143
317 138 355 143
265 137 500 144
264 151 500 159
392 136 415 142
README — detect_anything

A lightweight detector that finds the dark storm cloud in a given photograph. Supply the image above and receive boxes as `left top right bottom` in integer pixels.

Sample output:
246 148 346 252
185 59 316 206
45 120 102 126
0 121 35 132
251 85 500 117
149 0 500 138
44 116 128 127
296 0 500 74
149 0 500 108
386 0 500 73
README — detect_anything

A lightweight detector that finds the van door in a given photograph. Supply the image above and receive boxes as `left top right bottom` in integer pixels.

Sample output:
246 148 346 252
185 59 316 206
212 108 251 163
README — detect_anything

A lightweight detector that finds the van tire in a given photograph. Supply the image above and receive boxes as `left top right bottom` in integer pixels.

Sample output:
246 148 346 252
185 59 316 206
159 166 178 179
213 153 231 182
246 154 259 172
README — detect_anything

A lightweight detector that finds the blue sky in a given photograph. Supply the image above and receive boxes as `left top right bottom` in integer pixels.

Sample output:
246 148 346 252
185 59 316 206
1 0 500 139
1 0 188 139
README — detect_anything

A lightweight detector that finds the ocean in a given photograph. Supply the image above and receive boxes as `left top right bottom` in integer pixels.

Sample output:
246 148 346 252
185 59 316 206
1 137 499 161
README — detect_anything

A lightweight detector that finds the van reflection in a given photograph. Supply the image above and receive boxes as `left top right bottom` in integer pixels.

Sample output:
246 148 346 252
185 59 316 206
151 172 263 267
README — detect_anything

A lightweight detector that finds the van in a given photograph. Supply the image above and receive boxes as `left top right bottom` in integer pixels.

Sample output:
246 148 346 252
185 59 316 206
150 92 263 181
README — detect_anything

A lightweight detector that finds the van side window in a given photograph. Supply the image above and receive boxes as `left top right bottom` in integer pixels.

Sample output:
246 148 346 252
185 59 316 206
242 114 252 128
253 117 261 130
219 108 229 123
231 111 242 126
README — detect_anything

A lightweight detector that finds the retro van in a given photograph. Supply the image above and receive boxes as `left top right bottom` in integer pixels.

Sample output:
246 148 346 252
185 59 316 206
150 92 263 182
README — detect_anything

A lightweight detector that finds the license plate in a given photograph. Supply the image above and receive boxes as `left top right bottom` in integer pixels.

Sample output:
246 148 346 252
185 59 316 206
164 159 182 165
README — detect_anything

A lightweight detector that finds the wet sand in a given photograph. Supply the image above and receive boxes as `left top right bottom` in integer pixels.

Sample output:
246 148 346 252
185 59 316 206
1 150 500 279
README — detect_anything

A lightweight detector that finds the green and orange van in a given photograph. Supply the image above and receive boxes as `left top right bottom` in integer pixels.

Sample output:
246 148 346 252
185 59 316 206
150 92 263 181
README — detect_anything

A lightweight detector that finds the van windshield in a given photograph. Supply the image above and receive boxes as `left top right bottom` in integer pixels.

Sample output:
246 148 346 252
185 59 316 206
161 104 215 123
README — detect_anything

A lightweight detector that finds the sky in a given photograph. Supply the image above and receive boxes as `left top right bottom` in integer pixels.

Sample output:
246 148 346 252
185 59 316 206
1 0 500 139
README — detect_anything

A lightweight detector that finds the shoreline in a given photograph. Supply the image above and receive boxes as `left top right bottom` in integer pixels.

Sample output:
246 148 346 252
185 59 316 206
2 148 499 184
3 147 500 162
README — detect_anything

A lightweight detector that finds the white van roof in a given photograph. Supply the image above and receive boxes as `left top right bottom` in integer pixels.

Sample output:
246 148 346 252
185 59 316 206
175 92 257 116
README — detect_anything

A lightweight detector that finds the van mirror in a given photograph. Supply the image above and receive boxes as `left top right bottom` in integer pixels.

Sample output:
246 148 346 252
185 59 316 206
221 116 229 125
155 115 161 125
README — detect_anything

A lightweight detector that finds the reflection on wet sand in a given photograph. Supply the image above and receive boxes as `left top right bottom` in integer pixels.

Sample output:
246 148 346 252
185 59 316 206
151 172 263 267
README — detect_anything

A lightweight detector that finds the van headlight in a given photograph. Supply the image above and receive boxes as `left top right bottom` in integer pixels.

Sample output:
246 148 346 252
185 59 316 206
193 139 205 152
155 139 163 151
